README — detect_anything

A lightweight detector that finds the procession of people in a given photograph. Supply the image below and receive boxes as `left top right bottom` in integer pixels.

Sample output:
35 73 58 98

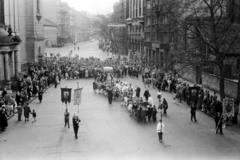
0 45 239 143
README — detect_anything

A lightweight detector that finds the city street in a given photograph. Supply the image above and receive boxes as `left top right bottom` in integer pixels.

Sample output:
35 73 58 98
1 41 240 160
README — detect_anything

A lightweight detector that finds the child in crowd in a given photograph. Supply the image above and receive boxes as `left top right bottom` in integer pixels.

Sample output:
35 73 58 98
32 109 37 122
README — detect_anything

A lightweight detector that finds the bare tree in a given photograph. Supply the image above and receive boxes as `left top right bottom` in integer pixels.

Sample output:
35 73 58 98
158 0 240 100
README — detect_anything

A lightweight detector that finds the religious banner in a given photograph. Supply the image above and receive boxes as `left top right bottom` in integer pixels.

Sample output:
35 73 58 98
222 98 234 117
61 88 72 104
74 88 83 105
189 87 200 102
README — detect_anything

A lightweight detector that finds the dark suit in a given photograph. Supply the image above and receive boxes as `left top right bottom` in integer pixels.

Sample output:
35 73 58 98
73 117 81 139
215 114 223 134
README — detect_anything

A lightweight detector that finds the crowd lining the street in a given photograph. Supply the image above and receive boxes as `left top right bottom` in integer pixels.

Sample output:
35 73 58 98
1 49 239 137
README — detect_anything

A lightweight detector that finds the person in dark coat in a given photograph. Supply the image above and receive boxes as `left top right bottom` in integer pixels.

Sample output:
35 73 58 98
190 103 197 122
17 103 23 121
135 86 141 98
64 109 70 128
215 112 223 135
72 113 81 139
107 88 113 104
143 89 150 101
162 98 168 115
1 88 7 98
15 91 21 106
23 102 31 121
152 105 157 122
38 88 43 103
0 107 8 131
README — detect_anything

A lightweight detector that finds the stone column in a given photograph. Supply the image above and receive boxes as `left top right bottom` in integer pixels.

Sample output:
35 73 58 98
4 53 10 81
4 52 11 90
14 50 19 78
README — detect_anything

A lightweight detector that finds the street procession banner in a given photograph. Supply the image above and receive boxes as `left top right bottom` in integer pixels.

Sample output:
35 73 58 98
222 98 234 117
61 88 72 104
74 88 83 105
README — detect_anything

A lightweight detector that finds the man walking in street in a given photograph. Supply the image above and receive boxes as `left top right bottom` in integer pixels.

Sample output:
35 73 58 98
215 112 223 135
64 109 70 128
72 113 81 139
190 103 197 122
156 119 165 143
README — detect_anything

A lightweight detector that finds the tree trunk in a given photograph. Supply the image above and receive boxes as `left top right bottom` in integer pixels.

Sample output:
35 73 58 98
237 71 240 99
219 63 225 101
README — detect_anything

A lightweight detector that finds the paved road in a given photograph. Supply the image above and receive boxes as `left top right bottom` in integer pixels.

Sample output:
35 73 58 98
1 41 240 160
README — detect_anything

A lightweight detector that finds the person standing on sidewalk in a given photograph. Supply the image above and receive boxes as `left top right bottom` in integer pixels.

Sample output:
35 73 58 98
17 103 23 121
38 88 43 103
64 109 70 128
23 102 31 122
163 98 168 115
72 113 81 139
156 119 165 143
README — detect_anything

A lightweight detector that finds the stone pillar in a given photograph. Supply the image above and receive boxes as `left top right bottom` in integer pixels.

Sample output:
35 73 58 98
4 53 10 81
4 53 11 90
9 51 14 78
14 50 19 78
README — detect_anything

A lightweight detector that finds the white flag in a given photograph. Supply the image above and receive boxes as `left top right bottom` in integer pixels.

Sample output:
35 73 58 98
74 88 83 105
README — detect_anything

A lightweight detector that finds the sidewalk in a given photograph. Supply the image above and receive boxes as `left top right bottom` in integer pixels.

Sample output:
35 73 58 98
178 78 240 127
4 83 54 120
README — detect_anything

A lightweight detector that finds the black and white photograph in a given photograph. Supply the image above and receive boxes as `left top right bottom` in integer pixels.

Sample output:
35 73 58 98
1 0 240 160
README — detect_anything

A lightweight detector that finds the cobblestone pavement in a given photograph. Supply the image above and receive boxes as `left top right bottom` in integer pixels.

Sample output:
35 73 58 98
1 41 240 160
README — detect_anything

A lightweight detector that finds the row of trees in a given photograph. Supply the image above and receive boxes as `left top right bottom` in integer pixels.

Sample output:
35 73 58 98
157 0 240 100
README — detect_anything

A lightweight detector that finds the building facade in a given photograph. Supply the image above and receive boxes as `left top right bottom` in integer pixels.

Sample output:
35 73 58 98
127 0 144 61
0 0 45 89
43 19 57 47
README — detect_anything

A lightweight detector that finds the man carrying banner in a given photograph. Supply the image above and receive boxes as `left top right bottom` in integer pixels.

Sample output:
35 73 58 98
64 109 70 128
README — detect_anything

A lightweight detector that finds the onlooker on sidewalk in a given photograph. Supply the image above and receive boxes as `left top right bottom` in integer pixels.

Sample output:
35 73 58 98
17 103 23 121
32 109 37 123
23 102 31 122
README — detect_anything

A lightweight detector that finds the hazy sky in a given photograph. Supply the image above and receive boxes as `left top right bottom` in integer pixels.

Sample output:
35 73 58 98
62 0 119 14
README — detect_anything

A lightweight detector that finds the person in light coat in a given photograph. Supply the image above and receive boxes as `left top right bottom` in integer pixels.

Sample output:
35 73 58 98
148 94 154 106
156 119 165 142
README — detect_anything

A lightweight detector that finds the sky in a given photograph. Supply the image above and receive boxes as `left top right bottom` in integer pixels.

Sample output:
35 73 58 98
62 0 119 14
